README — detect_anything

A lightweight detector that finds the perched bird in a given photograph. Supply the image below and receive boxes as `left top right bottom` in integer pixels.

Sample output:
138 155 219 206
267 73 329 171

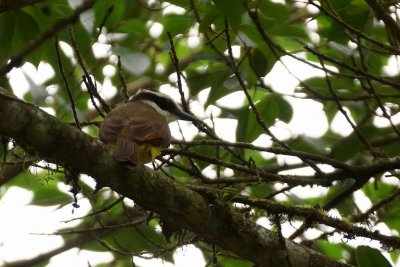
99 89 195 166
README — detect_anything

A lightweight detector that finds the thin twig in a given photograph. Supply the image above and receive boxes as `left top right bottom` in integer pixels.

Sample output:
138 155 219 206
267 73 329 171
223 17 323 176
356 37 400 138
364 0 400 44
62 196 124 223
173 139 351 170
351 187 400 222
69 28 111 114
167 32 190 112
54 34 81 129
312 0 400 54
318 56 375 157
117 55 129 103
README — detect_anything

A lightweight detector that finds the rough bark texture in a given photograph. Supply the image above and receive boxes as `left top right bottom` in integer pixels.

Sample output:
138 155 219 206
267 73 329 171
0 89 352 267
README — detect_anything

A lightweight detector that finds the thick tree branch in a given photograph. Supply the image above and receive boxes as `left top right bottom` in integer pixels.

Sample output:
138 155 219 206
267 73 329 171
188 185 400 249
0 88 350 267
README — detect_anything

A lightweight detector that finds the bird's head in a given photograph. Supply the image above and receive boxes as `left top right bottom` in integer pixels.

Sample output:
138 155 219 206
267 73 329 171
130 89 195 122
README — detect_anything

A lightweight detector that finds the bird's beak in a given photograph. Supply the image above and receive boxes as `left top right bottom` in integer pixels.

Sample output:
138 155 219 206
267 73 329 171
177 110 196 121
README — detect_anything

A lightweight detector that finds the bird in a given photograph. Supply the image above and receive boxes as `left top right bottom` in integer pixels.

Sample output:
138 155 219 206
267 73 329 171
99 89 195 166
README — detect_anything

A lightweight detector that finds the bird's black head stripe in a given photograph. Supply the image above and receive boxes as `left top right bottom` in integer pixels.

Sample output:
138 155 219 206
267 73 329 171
131 91 179 113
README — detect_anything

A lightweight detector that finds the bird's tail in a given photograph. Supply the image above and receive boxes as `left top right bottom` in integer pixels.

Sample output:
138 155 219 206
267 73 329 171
114 138 139 166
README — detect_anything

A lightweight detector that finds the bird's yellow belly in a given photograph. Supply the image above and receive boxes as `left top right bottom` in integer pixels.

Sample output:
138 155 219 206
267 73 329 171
138 143 164 164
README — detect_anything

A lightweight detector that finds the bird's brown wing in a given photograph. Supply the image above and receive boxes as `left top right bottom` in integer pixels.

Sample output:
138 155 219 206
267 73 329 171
126 119 171 147
99 115 126 144
100 102 171 145
99 102 135 144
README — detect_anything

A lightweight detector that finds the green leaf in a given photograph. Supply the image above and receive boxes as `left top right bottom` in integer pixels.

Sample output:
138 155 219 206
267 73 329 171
205 71 245 107
325 180 357 216
324 1 373 43
114 18 149 36
300 76 359 99
113 46 150 75
244 148 269 166
240 25 283 66
199 7 222 34
249 48 273 78
162 14 194 36
24 0 73 32
93 0 126 31
212 0 244 32
363 182 396 203
291 136 327 154
256 13 308 40
383 141 400 157
247 184 274 198
31 180 71 206
315 241 352 261
189 136 221 169
356 246 393 267
259 1 289 24
218 255 252 267
230 92 293 142
85 222 168 254
4 171 71 206
186 65 231 96
0 10 40 62
331 125 390 161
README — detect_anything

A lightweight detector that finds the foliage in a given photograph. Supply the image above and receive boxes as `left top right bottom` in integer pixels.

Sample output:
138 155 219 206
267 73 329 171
1 0 400 266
